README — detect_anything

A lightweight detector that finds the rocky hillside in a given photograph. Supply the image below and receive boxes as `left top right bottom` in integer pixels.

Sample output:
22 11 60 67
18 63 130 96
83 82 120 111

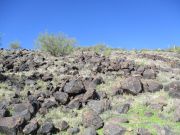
0 48 180 135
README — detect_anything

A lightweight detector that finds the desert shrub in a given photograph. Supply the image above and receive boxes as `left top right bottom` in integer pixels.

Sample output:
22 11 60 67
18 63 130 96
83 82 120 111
89 44 107 53
9 41 21 50
36 32 76 56
167 45 180 53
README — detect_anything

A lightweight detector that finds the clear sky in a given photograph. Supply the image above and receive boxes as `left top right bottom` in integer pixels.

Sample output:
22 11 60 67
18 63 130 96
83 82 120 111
0 0 180 49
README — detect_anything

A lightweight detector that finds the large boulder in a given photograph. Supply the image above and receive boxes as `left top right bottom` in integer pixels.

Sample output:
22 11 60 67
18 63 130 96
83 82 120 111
143 69 156 79
82 109 104 129
121 77 142 95
13 102 34 121
63 79 85 94
142 80 163 92
164 81 180 98
87 99 111 114
0 116 24 135
23 120 38 134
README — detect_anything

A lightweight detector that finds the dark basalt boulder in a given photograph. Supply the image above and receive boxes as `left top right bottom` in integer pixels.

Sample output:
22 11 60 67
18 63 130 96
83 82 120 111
121 77 142 95
164 81 180 98
37 122 54 134
53 91 69 105
23 120 38 134
82 109 104 129
63 79 85 94
103 123 126 135
0 116 24 135
142 80 163 92
143 69 156 79
87 99 111 114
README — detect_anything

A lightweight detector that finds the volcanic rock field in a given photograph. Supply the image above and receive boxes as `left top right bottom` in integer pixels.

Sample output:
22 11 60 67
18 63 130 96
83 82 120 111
0 49 180 135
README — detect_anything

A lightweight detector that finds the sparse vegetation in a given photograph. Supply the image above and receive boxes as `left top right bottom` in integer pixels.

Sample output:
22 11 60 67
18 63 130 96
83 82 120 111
36 32 76 56
166 45 180 53
9 41 22 50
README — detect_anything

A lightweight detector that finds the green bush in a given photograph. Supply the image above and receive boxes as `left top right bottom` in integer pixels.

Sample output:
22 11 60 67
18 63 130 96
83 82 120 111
36 32 76 56
9 41 21 50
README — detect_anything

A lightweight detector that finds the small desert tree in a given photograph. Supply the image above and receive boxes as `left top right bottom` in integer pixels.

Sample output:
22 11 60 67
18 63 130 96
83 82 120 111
36 32 76 56
9 41 21 50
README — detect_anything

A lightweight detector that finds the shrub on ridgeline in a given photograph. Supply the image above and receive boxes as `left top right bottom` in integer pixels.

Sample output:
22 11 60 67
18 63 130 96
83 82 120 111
167 45 180 53
9 41 22 50
36 32 76 56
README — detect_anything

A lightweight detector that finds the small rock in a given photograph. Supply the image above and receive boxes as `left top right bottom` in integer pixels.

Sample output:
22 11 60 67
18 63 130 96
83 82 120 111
174 106 180 122
42 73 53 81
143 69 156 79
115 103 130 114
55 120 69 131
107 117 129 124
53 91 69 105
23 120 38 134
84 126 97 135
137 128 152 135
103 123 126 135
67 127 80 135
37 122 54 134
88 99 111 114
42 97 57 109
68 95 83 109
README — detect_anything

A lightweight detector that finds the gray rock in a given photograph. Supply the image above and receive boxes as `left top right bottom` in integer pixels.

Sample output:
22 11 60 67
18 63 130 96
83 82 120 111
88 99 111 114
84 127 97 135
37 122 54 134
137 128 152 135
55 120 69 131
64 79 85 94
143 69 156 79
103 123 126 135
42 97 57 109
116 103 130 114
53 91 69 105
23 120 38 134
165 81 180 98
68 95 83 109
82 109 104 129
67 127 80 135
121 77 142 95
0 116 24 135
143 80 163 92
174 106 180 122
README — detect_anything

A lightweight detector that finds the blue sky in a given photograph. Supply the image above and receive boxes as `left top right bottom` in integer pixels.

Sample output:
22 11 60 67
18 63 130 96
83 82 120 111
0 0 180 49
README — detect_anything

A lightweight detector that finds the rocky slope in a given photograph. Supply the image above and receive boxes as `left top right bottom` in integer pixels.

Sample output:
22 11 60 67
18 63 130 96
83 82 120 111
0 48 180 135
